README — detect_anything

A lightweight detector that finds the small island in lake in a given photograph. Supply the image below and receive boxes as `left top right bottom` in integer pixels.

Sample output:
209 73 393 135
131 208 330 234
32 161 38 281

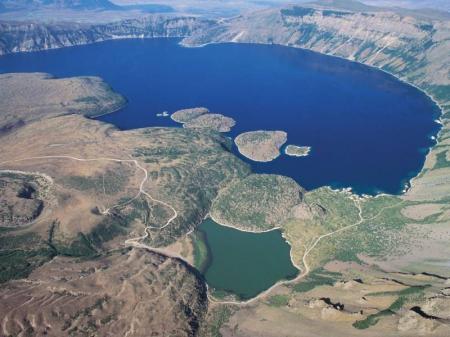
156 111 169 117
235 130 287 162
171 107 235 132
285 145 311 157
170 107 209 123
184 113 235 132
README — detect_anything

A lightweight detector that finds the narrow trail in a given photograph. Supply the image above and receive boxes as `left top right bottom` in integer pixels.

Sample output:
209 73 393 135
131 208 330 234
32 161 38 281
1 155 404 307
0 154 177 246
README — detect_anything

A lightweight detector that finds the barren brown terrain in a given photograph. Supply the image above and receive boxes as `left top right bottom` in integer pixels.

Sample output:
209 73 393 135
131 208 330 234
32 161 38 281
0 72 248 336
0 248 206 337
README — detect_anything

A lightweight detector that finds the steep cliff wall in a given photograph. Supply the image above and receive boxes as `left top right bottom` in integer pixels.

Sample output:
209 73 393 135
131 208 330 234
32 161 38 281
0 16 214 55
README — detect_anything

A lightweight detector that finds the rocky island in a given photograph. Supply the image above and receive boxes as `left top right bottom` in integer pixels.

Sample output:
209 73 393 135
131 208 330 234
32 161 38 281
184 113 235 132
235 130 287 162
285 145 311 157
171 107 235 132
170 107 209 123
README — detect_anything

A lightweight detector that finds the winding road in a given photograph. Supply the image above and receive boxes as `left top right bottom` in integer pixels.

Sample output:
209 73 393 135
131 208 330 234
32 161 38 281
0 154 403 307
0 155 177 245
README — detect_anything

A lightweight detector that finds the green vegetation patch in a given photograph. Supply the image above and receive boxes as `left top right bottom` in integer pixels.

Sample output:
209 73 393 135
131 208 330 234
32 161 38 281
134 146 189 158
0 178 141 283
314 194 409 265
0 232 42 250
322 10 351 17
87 216 128 248
191 231 210 273
293 268 341 293
0 231 56 283
281 7 315 17
304 187 360 232
61 169 128 194
211 174 303 231
132 128 251 247
0 248 55 283
353 285 429 329
205 306 234 337
211 289 235 300
51 232 97 258
360 195 402 219
433 151 450 170
426 85 450 104
366 284 430 298
267 294 290 307
74 96 101 104
284 189 407 270
296 24 320 44
49 201 141 259
416 23 435 32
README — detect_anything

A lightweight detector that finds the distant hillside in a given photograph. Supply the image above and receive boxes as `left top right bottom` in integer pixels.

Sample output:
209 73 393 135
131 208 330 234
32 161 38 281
0 0 120 11
184 4 449 89
309 0 450 20
0 0 177 13
363 0 450 12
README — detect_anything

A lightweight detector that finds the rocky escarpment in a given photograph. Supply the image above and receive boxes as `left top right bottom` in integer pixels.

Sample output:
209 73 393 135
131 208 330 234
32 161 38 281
0 172 49 227
0 16 214 55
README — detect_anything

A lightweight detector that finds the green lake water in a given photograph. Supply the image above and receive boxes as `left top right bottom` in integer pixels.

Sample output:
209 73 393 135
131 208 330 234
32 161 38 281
196 219 299 300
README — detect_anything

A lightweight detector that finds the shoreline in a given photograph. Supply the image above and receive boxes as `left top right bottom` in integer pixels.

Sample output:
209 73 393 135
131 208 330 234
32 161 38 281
203 213 304 305
0 36 442 198
182 39 445 198
208 212 282 234
234 130 287 163
284 145 311 157
0 35 185 58
208 212 304 272
88 101 127 119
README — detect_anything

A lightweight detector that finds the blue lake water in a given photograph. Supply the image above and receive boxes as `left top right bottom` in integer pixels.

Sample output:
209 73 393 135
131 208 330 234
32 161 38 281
0 38 441 194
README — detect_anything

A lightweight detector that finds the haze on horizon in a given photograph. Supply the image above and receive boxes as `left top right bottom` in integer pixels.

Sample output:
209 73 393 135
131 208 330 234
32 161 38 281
110 0 450 13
